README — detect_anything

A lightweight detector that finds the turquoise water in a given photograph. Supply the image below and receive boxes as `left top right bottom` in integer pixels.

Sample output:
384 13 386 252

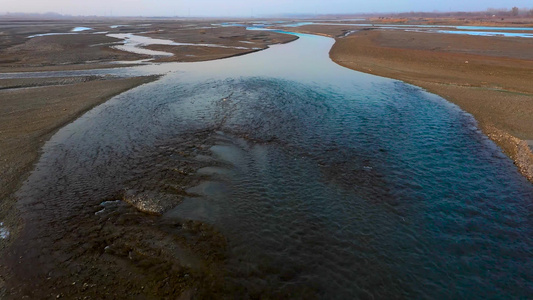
455 26 533 31
13 33 533 298
434 30 533 38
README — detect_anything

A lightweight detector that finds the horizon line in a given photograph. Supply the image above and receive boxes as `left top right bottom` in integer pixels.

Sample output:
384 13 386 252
0 10 529 19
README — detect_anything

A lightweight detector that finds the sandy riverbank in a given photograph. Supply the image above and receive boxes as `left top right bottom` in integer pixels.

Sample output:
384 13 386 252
292 24 533 182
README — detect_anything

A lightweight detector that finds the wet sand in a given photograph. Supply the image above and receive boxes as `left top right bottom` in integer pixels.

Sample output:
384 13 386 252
293 24 533 182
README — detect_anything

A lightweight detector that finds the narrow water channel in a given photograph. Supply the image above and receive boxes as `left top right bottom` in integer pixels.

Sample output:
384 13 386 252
10 32 533 298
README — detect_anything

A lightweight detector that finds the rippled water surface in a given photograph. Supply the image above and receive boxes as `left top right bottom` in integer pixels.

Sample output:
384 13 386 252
15 33 533 298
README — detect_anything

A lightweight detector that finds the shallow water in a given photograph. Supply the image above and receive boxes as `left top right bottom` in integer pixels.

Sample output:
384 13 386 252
13 32 533 298
433 30 533 38
455 26 533 31
0 222 9 239
26 26 92 38
27 32 78 38
72 27 92 32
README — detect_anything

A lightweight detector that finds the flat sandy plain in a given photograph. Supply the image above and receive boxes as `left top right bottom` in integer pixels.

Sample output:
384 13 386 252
1 16 533 298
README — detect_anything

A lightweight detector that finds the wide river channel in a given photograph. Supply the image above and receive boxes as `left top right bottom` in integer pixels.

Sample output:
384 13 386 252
10 32 533 298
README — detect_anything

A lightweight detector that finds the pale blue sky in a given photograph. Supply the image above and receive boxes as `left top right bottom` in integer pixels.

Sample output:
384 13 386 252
1 0 529 17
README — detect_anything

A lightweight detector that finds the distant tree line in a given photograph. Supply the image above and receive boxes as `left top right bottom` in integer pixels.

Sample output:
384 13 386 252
367 7 533 19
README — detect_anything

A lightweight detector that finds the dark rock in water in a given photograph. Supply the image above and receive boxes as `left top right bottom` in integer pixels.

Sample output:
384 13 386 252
122 189 182 215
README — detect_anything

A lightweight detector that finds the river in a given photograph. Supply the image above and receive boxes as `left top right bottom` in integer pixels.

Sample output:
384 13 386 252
8 32 533 298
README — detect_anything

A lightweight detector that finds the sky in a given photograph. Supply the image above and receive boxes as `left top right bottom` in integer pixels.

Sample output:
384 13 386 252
0 0 528 17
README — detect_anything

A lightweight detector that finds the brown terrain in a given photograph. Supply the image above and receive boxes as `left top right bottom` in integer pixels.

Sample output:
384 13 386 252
0 20 296 71
143 23 298 62
291 23 533 182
